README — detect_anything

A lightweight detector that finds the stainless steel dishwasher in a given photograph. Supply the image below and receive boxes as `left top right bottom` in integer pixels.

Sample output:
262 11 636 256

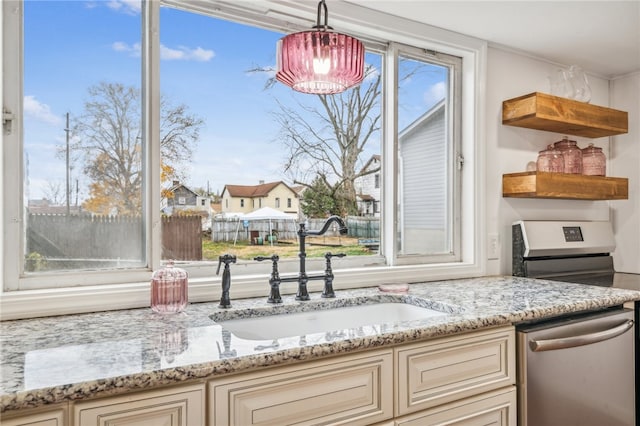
517 308 635 426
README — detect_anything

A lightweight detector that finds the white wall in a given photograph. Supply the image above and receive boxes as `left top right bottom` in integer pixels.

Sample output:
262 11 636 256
610 73 640 273
485 47 620 275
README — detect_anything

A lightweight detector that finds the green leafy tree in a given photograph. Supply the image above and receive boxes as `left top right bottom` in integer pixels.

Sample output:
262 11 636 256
300 176 338 217
301 174 363 218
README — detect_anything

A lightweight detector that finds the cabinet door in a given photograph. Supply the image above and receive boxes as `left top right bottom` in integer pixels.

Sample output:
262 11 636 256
394 387 517 426
210 349 393 426
1 406 67 426
73 383 205 426
396 326 515 416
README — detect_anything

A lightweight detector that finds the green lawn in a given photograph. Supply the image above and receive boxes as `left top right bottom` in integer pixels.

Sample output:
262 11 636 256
202 237 372 261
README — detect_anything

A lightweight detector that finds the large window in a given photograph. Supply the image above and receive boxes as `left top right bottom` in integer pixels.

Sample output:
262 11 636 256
2 0 486 318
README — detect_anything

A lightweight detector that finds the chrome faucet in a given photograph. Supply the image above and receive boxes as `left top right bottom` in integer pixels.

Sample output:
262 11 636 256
280 215 348 301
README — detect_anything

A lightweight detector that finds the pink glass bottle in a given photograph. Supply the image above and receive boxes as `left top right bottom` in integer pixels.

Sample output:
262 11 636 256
582 143 606 176
151 261 188 314
553 136 582 174
536 145 564 173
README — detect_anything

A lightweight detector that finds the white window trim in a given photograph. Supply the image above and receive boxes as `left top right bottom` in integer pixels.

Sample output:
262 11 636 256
0 0 487 320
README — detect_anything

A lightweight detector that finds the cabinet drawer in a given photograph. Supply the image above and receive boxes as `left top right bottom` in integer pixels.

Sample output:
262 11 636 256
396 326 515 416
394 386 517 426
0 405 68 426
73 383 205 426
210 349 393 426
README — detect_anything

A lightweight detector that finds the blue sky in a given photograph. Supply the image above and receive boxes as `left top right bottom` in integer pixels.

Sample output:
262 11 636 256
23 0 445 202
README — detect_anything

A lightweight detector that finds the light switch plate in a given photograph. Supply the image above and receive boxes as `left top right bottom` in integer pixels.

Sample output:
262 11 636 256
488 233 500 260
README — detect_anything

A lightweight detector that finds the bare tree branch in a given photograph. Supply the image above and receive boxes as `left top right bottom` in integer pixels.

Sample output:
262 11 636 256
71 82 203 215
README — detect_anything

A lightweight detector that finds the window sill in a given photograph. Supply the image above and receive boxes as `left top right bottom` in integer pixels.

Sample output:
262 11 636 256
0 262 484 320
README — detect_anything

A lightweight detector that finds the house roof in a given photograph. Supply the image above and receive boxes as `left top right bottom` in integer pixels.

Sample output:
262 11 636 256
357 194 376 202
223 181 297 198
399 100 445 140
359 154 381 174
28 205 83 215
165 181 199 197
291 185 306 195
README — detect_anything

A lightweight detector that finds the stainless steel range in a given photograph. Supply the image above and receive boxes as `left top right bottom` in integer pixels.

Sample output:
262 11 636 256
512 220 640 289
513 220 638 426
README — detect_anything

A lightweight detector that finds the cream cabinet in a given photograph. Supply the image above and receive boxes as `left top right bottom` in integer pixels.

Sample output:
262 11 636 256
396 326 515 416
209 350 394 426
210 326 516 426
73 383 205 426
391 387 516 426
0 405 68 426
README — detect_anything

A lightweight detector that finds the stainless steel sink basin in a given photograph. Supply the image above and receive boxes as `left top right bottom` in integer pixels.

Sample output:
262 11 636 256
213 302 449 340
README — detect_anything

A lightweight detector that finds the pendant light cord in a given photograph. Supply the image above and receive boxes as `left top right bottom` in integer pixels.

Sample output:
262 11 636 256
313 0 333 31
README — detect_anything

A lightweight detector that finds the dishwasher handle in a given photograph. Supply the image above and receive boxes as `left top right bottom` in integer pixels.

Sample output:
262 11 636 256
530 319 634 352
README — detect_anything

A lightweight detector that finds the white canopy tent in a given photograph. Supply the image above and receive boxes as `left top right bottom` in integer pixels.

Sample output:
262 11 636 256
233 207 298 246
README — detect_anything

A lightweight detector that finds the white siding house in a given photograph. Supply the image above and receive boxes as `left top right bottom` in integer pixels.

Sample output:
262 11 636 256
354 155 381 217
399 100 447 254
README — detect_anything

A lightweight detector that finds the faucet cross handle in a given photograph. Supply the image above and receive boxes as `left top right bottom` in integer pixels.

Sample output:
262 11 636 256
325 252 346 260
322 252 347 298
254 255 282 304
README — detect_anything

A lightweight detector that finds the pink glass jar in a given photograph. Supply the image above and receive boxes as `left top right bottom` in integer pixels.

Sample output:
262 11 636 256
151 261 188 314
582 143 606 176
537 145 564 173
553 136 582 174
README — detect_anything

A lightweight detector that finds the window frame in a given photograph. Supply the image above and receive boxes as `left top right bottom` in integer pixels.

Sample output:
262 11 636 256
393 44 462 264
0 0 487 320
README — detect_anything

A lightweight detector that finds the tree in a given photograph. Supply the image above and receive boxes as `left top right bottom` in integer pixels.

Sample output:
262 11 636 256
41 181 64 205
72 82 203 215
300 175 338 217
272 66 382 216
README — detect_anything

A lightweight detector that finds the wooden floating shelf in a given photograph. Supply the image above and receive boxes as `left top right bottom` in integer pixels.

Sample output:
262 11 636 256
502 171 628 200
502 92 628 138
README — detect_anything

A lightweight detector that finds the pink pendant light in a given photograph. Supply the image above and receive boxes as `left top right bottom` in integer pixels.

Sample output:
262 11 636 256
276 0 365 95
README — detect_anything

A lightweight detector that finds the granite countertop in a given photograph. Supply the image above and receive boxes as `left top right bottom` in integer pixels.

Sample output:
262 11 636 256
2 275 640 413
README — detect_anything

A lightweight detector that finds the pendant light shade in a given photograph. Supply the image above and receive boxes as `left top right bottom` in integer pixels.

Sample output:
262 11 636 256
276 1 365 95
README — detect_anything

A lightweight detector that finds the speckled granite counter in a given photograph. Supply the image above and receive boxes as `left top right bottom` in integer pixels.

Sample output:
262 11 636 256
2 276 640 413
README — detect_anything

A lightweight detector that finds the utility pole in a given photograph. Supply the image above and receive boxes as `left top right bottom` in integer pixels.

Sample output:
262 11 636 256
64 112 70 215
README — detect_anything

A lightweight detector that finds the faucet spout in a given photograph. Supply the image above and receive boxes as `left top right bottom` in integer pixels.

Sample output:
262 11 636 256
300 215 348 237
291 216 348 301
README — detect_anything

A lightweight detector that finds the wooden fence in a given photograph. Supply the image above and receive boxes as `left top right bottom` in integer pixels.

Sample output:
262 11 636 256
345 216 380 238
26 213 378 269
26 214 202 270
211 218 299 242
210 216 380 242
161 215 202 261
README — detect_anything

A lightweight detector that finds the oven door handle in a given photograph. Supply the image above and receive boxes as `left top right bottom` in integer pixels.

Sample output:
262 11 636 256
529 320 634 352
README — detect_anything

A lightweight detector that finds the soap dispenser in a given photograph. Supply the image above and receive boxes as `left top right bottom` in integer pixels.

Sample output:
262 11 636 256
151 261 188 314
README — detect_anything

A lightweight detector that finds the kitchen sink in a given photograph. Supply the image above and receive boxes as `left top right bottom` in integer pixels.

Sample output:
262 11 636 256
212 302 449 340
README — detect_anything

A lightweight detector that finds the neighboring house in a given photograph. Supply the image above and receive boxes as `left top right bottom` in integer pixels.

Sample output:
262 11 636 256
354 155 381 217
210 202 222 216
221 181 299 216
27 199 83 215
161 180 210 215
291 185 307 218
398 100 446 253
